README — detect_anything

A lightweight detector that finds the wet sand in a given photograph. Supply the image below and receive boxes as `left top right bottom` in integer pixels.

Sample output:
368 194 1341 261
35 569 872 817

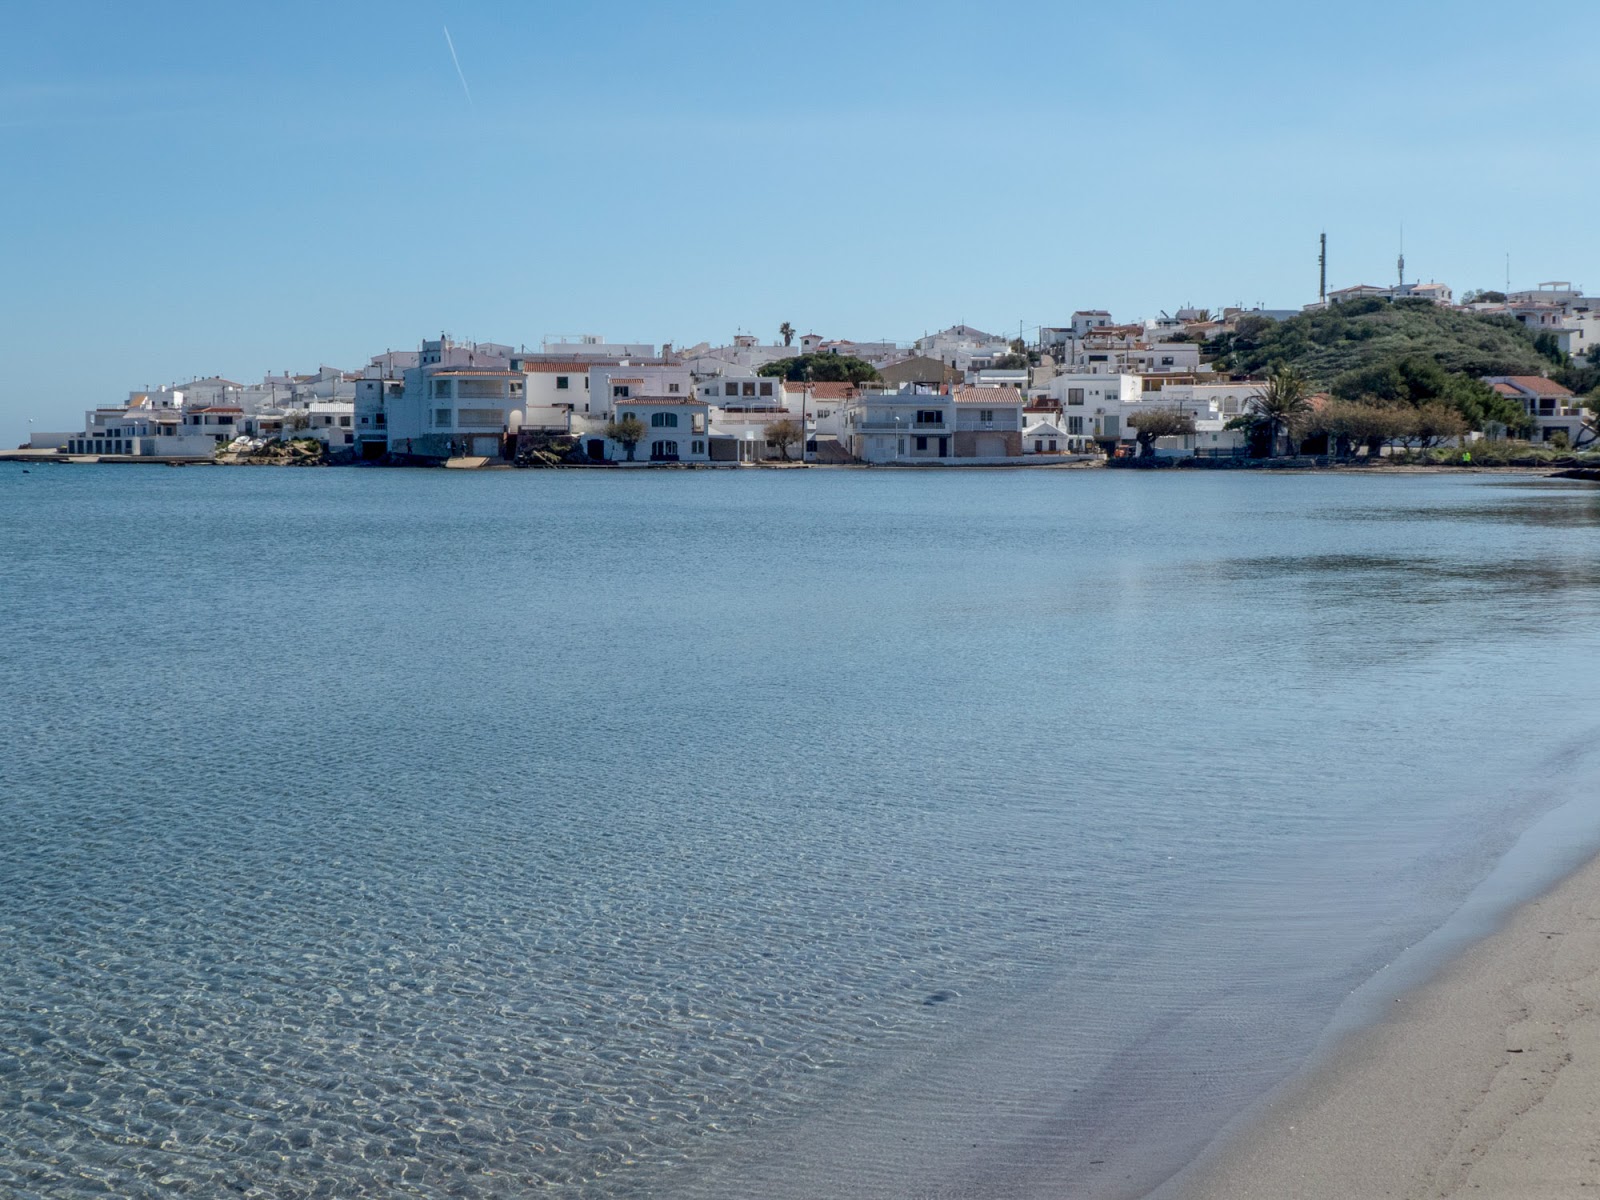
1168 849 1600 1199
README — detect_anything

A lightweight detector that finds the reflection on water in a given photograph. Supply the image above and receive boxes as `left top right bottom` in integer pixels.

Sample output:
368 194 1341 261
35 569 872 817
2 467 1599 1199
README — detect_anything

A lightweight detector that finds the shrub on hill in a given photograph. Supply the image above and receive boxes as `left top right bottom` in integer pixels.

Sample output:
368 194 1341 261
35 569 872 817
756 354 881 384
1207 298 1555 433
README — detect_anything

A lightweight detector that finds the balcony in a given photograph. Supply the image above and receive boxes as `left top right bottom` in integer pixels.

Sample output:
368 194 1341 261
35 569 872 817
856 419 947 432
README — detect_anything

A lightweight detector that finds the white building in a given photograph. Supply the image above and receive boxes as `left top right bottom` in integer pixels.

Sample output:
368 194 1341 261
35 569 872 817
914 324 1010 370
587 364 696 418
384 337 523 460
951 386 1023 458
591 398 710 464
1484 376 1593 445
839 387 953 463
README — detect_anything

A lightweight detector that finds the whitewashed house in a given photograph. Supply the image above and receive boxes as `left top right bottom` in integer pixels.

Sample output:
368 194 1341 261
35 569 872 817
384 337 522 459
593 398 710 464
840 387 953 463
1483 376 1592 444
951 386 1024 458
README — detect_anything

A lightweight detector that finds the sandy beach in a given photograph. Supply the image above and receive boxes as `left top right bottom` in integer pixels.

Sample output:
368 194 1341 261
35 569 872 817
1168 848 1600 1199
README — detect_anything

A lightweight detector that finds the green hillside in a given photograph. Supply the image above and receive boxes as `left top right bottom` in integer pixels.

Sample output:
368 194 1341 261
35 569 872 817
1209 297 1554 383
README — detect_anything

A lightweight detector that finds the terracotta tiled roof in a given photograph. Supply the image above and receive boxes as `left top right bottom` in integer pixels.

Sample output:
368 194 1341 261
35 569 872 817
952 386 1024 405
521 362 594 373
1489 376 1574 398
782 382 858 400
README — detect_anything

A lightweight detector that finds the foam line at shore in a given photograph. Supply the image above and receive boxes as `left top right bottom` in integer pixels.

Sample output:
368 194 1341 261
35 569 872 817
1154 765 1600 1199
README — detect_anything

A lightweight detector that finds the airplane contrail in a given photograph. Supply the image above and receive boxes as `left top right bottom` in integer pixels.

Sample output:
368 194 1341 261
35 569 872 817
443 25 473 106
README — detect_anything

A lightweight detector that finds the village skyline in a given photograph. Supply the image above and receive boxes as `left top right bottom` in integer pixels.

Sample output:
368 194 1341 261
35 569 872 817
5 0 1594 443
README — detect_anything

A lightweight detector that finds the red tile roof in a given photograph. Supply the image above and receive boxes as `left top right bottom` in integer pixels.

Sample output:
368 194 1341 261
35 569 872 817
520 361 594 373
952 386 1024 405
783 382 858 400
1491 375 1574 398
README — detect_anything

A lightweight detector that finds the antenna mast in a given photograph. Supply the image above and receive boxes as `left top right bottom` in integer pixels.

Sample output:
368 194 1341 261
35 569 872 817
1397 223 1405 289
1319 232 1327 302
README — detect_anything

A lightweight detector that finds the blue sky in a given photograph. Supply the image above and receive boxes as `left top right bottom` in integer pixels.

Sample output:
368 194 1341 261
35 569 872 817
2 0 1591 439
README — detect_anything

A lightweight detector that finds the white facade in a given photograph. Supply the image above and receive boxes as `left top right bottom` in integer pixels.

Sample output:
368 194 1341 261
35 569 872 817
914 324 1009 370
698 375 783 407
542 335 657 359
588 365 696 418
839 388 954 463
597 399 710 463
386 348 523 460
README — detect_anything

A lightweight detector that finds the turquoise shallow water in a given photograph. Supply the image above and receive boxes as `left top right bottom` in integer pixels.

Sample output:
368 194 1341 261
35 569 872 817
2 464 1599 1198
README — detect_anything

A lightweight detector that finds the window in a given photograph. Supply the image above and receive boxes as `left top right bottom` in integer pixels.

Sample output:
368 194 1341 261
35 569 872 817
742 382 756 396
376 413 386 427
458 408 503 427
435 408 453 427
650 439 679 461
915 409 941 425
691 439 704 454
360 416 369 425
1068 416 1084 435
510 382 522 393
621 412 636 423
1034 439 1043 452
759 381 773 396
725 383 738 397
1048 439 1057 451
1068 389 1085 405
979 409 994 422
432 379 453 398
458 379 504 400
916 436 928 450
668 383 680 393
556 376 570 390
613 385 630 399
651 412 679 428
344 434 354 444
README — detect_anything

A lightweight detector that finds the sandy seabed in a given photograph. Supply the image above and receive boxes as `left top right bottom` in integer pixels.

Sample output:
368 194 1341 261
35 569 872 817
1165 850 1600 1199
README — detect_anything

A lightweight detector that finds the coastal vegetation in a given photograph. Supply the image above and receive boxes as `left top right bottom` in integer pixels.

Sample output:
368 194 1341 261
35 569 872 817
605 415 645 461
757 353 880 384
1128 408 1195 456
1241 367 1315 457
1206 298 1556 383
766 419 801 461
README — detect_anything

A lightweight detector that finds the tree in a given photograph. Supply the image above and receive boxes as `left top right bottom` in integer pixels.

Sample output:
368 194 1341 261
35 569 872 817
1410 404 1470 449
1246 367 1314 456
1009 337 1027 356
1533 331 1567 366
990 353 1030 370
757 354 880 384
604 415 645 462
767 418 801 461
1128 408 1195 457
1305 398 1413 458
779 322 795 348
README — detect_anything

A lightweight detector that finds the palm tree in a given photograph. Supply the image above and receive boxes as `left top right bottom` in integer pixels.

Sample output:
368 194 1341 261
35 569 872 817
779 322 795 348
1247 367 1313 456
